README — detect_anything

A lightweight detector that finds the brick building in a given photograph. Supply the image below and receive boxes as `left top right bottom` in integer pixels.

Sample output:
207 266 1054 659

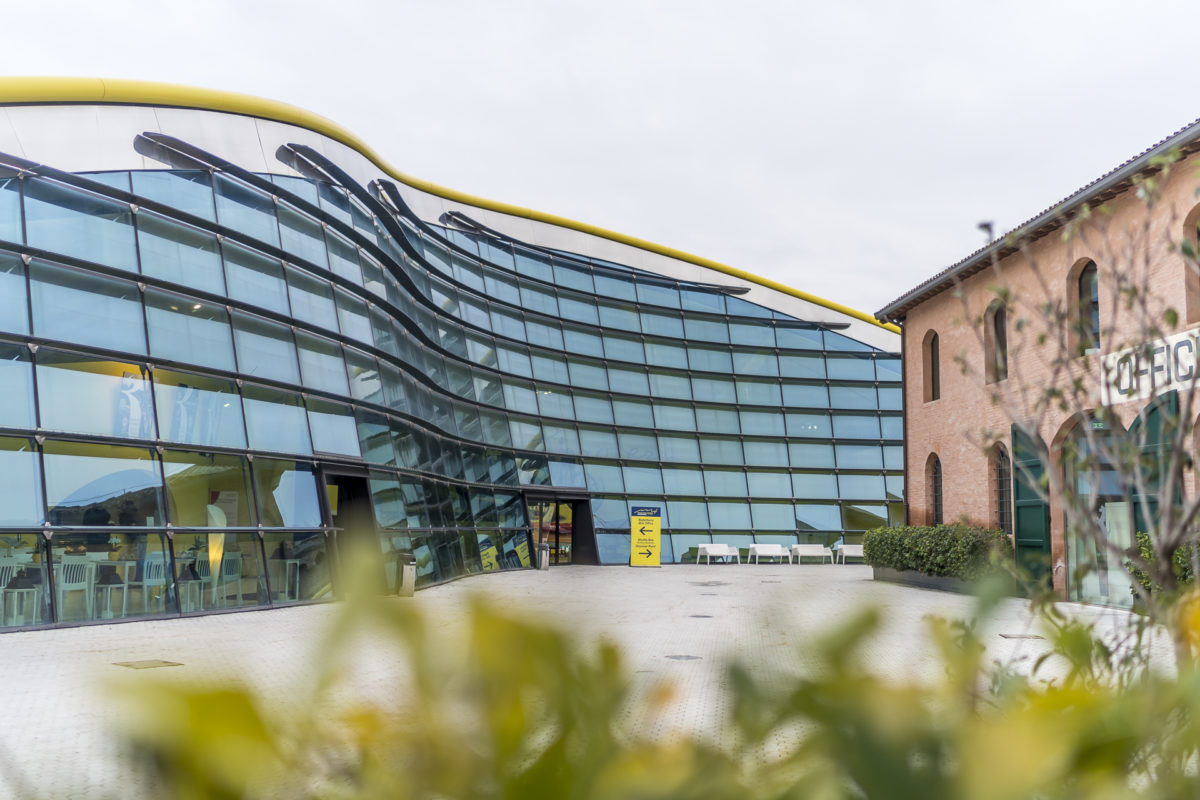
876 119 1200 605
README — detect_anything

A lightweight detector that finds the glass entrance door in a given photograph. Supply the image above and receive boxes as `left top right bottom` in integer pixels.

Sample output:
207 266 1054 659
526 498 575 565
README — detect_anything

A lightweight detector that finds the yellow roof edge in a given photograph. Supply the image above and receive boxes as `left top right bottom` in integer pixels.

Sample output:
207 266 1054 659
0 76 899 335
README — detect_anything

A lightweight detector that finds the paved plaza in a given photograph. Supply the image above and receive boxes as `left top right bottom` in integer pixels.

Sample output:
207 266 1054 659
0 564 1166 798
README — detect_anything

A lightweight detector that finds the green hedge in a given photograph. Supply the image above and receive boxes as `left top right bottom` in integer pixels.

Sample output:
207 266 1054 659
1126 530 1195 601
863 525 1012 581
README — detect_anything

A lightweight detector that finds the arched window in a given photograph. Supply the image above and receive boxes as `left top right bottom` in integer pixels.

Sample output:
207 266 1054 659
991 444 1012 535
923 331 940 402
1077 260 1099 353
926 453 943 525
985 302 1008 383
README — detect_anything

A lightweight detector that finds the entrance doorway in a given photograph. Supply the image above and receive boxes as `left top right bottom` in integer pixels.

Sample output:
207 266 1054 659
321 472 382 591
525 496 596 565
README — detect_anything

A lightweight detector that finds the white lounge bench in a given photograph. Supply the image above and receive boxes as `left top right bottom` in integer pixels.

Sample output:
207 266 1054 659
696 543 740 564
837 544 865 564
748 543 791 564
791 544 834 564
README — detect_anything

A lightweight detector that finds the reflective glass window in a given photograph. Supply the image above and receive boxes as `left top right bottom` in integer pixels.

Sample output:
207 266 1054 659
0 437 42 525
502 380 537 413
641 310 684 338
789 442 835 469
590 496 628 528
514 247 553 281
681 289 725 314
734 350 779 377
593 273 636 302
743 439 789 467
0 254 27 334
704 468 747 496
884 446 903 470
695 406 739 434
334 289 373 344
568 360 608 391
612 398 654 428
43 441 162 526
795 503 840 531
484 271 520 305
154 370 246 448
637 281 680 308
325 231 362 285
692 376 736 404
881 415 903 439
497 345 533 378
285 267 339 331
748 471 791 498
52 531 176 621
667 500 709 528
517 454 550 485
0 345 35 428
558 294 599 326
519 283 558 316
537 387 574 419
224 244 289 315
653 402 696 431
30 262 145 353
827 356 876 381
460 294 490 329
509 418 543 450
824 331 873 352
595 533 630 564
278 205 329 270
886 474 904 501
783 383 829 408
37 352 154 439
24 179 136 270
786 412 831 438
876 358 902 381
645 341 688 369
726 297 773 319
579 425 620 459
623 465 664 494
307 398 360 457
776 327 824 350
688 345 732 373
879 387 902 411
730 323 776 347
253 459 322 527
751 502 794 529
563 326 604 357
618 431 658 460
491 307 525 340
132 171 215 220
526 319 564 351
137 213 225 295
708 501 751 530
232 314 300 384
548 459 586 487
543 422 580 455
243 385 311 454
839 474 886 499
604 333 644 363
740 409 785 436
145 289 235 372
479 410 511 446
574 392 613 424
345 348 382 404
684 317 728 343
662 466 704 495
792 472 838 499
699 437 742 464
649 371 692 400
598 303 639 330
162 450 255 526
608 365 649 395
214 175 279 247
830 385 877 410
779 354 826 379
296 332 349 395
836 444 883 469
833 414 881 439
355 409 395 465
736 379 781 406
843 503 888 530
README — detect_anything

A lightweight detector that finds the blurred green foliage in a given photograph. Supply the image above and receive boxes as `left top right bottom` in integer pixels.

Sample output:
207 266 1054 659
863 525 1013 581
1127 530 1195 603
101 571 1200 800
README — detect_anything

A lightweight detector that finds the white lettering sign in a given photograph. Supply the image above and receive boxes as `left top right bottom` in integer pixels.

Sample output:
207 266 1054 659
1099 329 1200 406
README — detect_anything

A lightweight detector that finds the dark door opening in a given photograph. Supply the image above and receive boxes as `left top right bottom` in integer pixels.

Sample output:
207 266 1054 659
322 472 383 592
525 495 596 565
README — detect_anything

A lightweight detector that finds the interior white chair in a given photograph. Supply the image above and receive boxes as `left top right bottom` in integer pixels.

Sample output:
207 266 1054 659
55 557 95 620
127 556 170 613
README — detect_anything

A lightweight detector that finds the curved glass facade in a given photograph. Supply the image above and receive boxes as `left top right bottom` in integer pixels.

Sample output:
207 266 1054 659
0 112 900 629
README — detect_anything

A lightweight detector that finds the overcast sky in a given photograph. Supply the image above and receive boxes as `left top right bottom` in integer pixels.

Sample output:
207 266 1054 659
4 0 1200 315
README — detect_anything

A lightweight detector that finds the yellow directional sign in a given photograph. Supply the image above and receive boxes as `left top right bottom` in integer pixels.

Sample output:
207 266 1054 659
629 506 661 567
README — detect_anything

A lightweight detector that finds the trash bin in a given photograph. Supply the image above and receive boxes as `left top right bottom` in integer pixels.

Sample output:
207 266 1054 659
538 542 551 571
398 555 417 597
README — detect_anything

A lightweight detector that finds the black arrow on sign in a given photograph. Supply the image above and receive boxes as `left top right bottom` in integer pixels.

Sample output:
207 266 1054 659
640 549 653 558
639 526 652 535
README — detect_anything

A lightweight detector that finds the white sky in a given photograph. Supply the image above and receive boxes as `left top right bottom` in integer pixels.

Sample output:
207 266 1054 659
3 0 1200 315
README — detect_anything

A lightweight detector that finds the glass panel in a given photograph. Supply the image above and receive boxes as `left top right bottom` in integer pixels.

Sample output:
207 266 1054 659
695 406 739 434
704 469 747 496
0 437 42 525
795 503 841 531
296 332 349 395
789 442 835 469
793 472 839 499
548 459 586 487
232 314 300 384
667 500 709 528
843 503 888 530
172 531 267 612
881 416 903 439
531 353 569 385
833 414 880 439
162 450 255 526
623 464 664 494
737 379 782 406
145 289 235 372
836 444 883 469
558 295 598 325
688 345 732 373
307 398 360 457
36 352 154 439
839 474 887 499
542 422 580 455
264 531 332 602
648 371 691 400
154 370 246 448
596 533 631 565
608 365 648 395
645 341 688 369
578 426 619 458
24 179 136 270
132 170 214 220
253 459 322 527
573 392 613 424
879 387 903 411
525 319 564 351
604 334 644 363
0 345 35 428
137 213 225 295
658 434 700 462
50 531 175 622
0 253 27 335
779 354 826 379
243 385 312 454
683 317 728 343
827 356 876 381
681 289 725 314
509 418 543 451
278 205 329 270
43 441 162 526
783 383 829 408
590 496 628 528
830 386 878 410
776 326 824 350
0 533 50 625
585 461 624 492
653 402 696 431
662 466 704 495
786 412 831 438
641 310 684 338
335 290 374 344
743 439 789 467
30 262 146 353
730 322 775 347
747 471 791 498
618 432 658 460
691 376 736 404
733 350 779 377
537 387 574 419
563 326 604 357
751 502 795 529
355 409 395 465
612 398 654 428
876 358 902 381
214 174 279 247
637 280 680 309
740 409 785 436
345 348 382 403
568 360 608 391
699 437 743 465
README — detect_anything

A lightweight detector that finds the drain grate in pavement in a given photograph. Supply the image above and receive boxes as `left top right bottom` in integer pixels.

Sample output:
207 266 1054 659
113 660 183 670
689 614 714 618
689 581 730 587
700 592 719 596
665 654 701 661
760 580 782 584
998 633 1044 640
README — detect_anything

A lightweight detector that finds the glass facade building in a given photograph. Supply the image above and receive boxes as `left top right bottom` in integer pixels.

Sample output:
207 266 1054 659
0 83 900 628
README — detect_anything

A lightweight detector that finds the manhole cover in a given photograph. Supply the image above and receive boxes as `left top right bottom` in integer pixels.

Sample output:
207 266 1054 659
689 614 714 618
113 660 183 670
689 581 730 587
998 633 1044 640
665 655 701 661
